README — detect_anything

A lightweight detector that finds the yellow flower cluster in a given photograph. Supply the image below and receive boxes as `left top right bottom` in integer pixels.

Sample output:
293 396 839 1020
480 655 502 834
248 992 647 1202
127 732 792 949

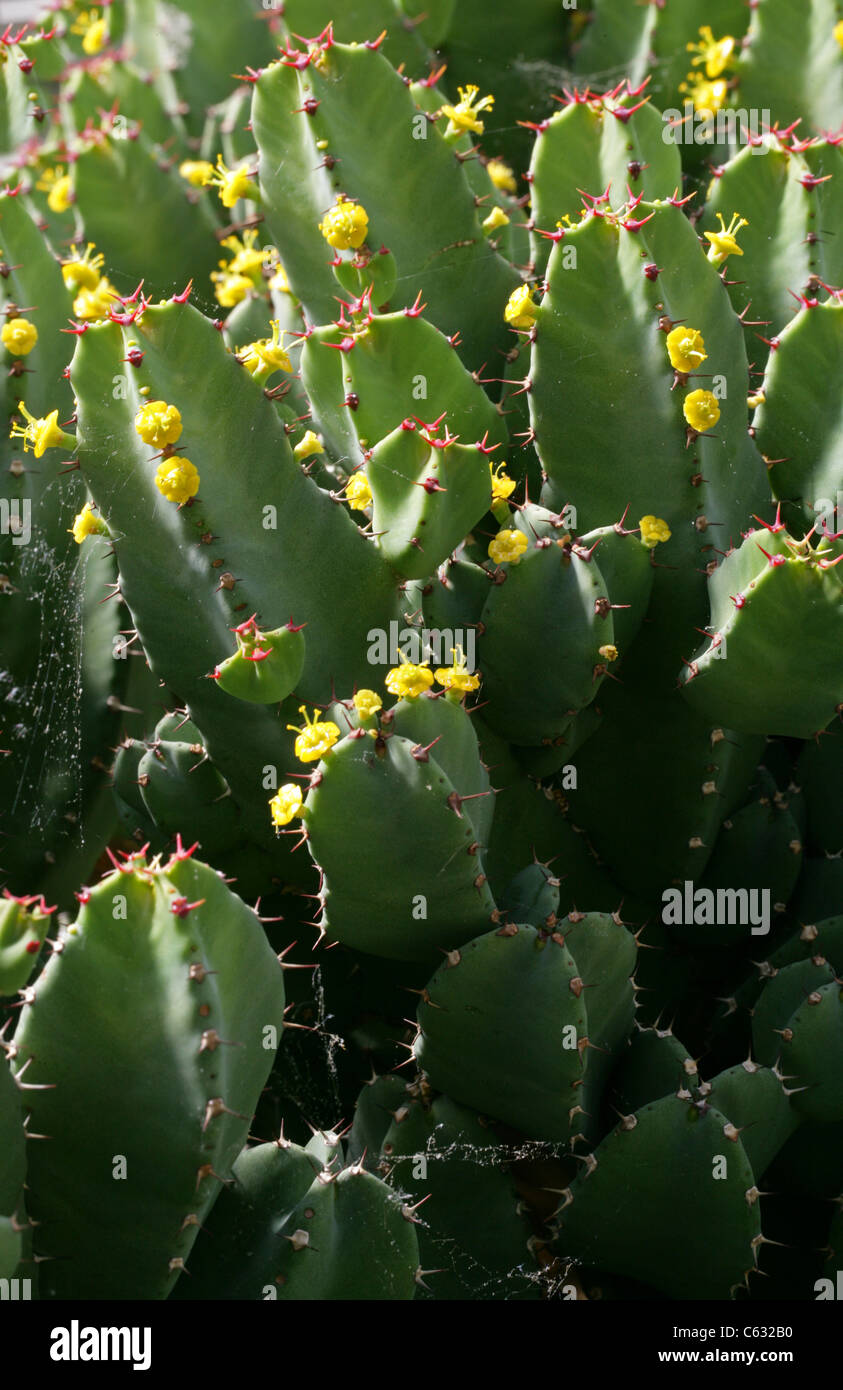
267 653 484 830
135 400 183 449
236 321 291 379
504 284 538 329
287 706 342 763
318 196 369 251
704 212 748 268
154 457 200 505
36 166 73 214
70 501 108 545
490 461 516 506
9 404 72 458
661 210 747 451
440 85 495 137
665 326 707 374
203 155 257 209
71 9 108 55
1 318 38 357
134 402 200 505
486 159 516 194
488 528 528 565
294 431 324 462
211 230 281 309
61 243 120 323
345 471 373 511
680 25 736 113
353 689 382 721
639 515 671 549
268 783 303 828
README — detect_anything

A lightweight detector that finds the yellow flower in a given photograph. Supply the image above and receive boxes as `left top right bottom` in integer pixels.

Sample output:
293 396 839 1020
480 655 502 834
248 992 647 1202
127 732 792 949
686 25 736 79
36 167 73 214
62 243 105 293
345 471 373 510
70 501 107 544
269 263 291 294
683 389 720 433
598 644 618 662
353 689 382 720
220 230 274 280
1 318 38 356
269 783 303 828
504 283 538 329
487 159 517 194
73 276 119 321
83 17 107 53
211 230 274 306
665 326 707 373
488 528 528 565
434 647 481 693
747 391 765 409
287 706 341 763
74 275 118 321
318 196 369 251
135 401 183 448
490 461 516 505
482 206 510 234
237 321 291 378
639 516 672 548
836 19 843 48
154 457 200 505
441 84 495 136
679 74 729 114
294 431 324 461
211 273 253 308
9 404 71 458
71 10 107 54
205 155 257 209
179 160 216 188
704 212 748 266
385 657 434 699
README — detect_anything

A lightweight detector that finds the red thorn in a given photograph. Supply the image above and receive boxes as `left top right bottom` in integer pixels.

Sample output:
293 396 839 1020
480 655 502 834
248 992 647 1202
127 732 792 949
756 543 786 567
170 896 206 918
171 834 200 862
751 503 786 533
403 291 426 318
622 212 656 233
610 96 650 124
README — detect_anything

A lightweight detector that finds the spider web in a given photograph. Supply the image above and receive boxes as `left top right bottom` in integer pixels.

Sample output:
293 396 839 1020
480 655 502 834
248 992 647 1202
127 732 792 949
0 472 113 891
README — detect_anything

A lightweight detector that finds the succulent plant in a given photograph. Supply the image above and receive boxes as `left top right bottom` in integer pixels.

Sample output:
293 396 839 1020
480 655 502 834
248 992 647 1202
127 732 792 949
0 0 841 1305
